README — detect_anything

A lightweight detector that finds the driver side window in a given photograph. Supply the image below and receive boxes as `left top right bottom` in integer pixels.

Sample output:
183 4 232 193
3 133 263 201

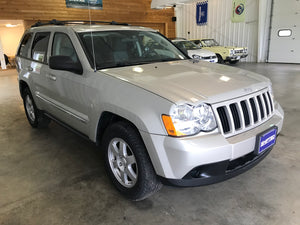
52 33 79 63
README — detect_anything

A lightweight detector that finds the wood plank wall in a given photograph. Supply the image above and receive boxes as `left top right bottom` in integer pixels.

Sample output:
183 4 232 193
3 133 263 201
0 0 175 37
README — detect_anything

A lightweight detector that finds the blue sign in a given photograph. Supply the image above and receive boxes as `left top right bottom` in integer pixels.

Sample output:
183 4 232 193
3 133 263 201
258 128 277 154
196 1 208 26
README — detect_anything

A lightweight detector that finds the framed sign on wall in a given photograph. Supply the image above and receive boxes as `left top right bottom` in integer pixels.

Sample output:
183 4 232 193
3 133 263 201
66 0 103 10
196 1 208 26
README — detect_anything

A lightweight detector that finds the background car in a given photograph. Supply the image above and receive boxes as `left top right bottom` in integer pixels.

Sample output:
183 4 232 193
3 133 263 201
172 39 218 63
191 39 248 64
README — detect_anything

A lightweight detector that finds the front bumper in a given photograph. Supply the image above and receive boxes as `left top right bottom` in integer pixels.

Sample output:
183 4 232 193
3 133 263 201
226 54 248 61
202 57 218 63
160 144 273 187
140 102 284 185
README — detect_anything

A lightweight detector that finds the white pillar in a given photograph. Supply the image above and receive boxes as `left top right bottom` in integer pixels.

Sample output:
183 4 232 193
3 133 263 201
0 39 7 70
257 0 272 62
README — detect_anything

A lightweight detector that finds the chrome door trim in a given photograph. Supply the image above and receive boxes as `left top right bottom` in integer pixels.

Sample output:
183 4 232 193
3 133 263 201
35 92 89 124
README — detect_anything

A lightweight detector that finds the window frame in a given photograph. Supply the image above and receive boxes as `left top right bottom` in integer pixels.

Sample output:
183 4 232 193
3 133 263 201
31 32 51 64
17 32 33 59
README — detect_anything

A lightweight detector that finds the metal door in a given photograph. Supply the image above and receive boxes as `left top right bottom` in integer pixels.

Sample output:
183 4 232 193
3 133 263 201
268 0 300 63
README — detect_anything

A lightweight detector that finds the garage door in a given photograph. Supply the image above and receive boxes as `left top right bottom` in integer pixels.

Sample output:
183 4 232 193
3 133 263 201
268 0 300 63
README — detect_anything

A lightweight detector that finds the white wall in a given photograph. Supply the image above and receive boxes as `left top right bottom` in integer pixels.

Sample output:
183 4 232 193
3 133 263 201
175 0 260 62
0 21 24 57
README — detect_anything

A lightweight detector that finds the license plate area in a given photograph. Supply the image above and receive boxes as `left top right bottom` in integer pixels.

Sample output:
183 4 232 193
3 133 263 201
255 126 278 155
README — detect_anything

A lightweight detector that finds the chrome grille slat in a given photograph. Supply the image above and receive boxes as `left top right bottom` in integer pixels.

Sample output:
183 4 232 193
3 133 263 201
226 105 235 133
267 92 274 112
245 99 254 125
253 97 262 122
262 93 270 116
237 102 245 129
213 89 274 138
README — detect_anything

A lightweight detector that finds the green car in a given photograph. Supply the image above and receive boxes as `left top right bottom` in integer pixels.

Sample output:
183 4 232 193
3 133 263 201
191 39 248 64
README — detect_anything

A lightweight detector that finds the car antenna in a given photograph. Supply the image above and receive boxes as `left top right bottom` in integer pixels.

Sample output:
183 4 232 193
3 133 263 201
87 1 97 72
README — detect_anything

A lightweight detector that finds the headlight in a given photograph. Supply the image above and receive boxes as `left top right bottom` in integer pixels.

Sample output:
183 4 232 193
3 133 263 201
162 103 217 137
192 54 202 60
230 49 234 55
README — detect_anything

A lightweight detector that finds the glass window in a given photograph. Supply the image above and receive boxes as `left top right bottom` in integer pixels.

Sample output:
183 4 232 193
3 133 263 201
31 32 50 63
52 33 79 63
180 41 201 50
278 29 292 37
78 30 187 70
202 39 219 47
18 33 33 57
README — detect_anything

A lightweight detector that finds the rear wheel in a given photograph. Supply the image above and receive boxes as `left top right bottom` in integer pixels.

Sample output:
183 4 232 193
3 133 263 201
23 87 51 128
102 121 162 201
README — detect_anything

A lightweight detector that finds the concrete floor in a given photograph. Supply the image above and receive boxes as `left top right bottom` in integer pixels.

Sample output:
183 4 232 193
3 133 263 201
0 63 299 225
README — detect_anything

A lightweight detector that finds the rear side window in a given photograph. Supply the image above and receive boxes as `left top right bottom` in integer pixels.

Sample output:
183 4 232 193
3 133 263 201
31 32 50 63
18 33 33 57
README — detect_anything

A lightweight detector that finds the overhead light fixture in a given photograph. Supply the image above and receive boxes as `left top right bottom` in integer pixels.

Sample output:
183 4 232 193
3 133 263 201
6 24 18 28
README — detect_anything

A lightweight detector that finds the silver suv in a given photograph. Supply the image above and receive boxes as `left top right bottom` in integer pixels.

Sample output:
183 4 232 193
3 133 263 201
16 21 284 201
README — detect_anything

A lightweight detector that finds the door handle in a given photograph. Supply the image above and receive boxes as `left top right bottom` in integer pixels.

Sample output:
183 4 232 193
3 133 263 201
46 74 57 81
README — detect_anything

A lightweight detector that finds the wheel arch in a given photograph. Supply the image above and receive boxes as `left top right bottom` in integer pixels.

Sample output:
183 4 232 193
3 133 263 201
95 111 143 147
19 80 29 99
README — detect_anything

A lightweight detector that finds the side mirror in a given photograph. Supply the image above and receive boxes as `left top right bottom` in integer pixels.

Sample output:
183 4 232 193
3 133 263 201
49 56 83 75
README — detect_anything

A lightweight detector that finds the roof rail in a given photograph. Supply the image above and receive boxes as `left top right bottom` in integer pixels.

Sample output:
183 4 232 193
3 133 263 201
31 19 129 27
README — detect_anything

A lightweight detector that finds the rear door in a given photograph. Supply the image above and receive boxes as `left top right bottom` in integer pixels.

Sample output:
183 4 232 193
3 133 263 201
268 0 300 63
26 32 52 110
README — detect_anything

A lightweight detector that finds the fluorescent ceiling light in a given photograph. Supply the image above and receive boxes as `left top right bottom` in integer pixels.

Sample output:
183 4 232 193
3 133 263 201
6 24 19 28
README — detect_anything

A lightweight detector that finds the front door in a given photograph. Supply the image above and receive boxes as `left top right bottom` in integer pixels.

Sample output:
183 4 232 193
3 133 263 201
46 32 91 135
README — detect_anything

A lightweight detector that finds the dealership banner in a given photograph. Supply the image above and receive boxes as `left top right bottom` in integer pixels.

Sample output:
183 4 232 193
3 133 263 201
231 0 245 22
196 1 208 26
66 0 103 9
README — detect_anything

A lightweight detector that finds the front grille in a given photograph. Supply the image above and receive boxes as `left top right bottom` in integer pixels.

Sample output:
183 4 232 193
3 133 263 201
202 56 217 60
234 49 244 54
213 89 274 137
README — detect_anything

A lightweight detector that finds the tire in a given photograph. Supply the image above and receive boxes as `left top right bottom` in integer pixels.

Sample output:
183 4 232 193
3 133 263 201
216 54 224 64
102 121 162 201
229 60 239 64
23 87 51 128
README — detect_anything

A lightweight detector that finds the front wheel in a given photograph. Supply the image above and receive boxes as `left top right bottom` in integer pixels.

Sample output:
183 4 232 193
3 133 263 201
216 54 224 64
102 121 162 201
229 60 239 64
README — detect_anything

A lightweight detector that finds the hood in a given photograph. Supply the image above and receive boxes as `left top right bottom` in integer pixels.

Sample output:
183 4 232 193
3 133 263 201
100 60 270 104
187 49 216 58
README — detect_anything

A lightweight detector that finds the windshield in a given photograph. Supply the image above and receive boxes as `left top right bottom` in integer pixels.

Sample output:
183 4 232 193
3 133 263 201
174 41 201 51
202 39 219 47
78 30 187 70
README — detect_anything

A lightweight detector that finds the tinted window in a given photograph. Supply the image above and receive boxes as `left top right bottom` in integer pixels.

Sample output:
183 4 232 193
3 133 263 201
52 33 79 63
78 30 187 70
31 32 50 63
18 33 33 57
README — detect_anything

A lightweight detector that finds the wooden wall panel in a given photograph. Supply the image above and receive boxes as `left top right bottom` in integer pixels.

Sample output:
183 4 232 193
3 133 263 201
0 0 176 38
